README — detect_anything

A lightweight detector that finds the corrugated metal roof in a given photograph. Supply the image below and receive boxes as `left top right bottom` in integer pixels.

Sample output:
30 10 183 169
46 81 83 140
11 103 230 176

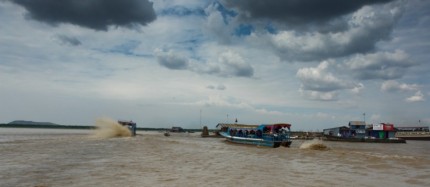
216 123 259 128
349 121 366 126
216 123 292 128
323 126 349 131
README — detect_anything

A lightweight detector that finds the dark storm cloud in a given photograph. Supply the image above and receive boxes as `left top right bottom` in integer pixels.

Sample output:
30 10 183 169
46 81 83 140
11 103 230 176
268 1 403 62
221 0 394 25
12 0 156 31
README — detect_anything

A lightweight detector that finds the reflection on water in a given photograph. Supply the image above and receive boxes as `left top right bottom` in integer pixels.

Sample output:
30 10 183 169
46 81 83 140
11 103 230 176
0 128 429 187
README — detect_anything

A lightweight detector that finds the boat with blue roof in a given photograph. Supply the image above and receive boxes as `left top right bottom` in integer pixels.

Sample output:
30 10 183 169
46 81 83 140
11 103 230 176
216 123 292 148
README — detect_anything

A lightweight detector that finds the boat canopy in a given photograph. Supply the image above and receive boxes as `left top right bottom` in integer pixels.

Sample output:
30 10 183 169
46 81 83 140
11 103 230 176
258 123 291 131
216 123 259 129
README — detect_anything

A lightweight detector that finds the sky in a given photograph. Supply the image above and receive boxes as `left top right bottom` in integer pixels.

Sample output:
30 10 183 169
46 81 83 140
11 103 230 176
0 0 429 130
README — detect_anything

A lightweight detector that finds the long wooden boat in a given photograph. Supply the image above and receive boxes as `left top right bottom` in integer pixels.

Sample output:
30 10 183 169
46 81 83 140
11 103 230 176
218 123 292 148
323 135 406 143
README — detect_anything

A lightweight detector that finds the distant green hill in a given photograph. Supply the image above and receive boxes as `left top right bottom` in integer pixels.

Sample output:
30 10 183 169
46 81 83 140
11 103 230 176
1 120 93 129
8 120 60 126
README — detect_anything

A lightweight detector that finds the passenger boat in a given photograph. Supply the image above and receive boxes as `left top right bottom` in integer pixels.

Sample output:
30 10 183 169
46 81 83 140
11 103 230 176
216 123 292 148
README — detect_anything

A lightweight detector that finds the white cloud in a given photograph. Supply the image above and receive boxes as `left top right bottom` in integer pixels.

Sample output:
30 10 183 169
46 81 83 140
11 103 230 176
218 50 254 77
345 50 413 80
297 60 363 100
268 2 403 61
203 3 235 44
406 91 425 102
299 89 339 101
380 80 424 103
381 80 419 92
351 83 365 94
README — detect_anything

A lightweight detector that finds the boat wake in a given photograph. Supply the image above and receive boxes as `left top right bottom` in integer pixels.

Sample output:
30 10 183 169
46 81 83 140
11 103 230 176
91 118 132 139
299 139 329 150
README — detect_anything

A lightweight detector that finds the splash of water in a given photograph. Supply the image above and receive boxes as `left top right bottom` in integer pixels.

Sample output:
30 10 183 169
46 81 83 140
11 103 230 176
300 139 329 150
92 118 132 138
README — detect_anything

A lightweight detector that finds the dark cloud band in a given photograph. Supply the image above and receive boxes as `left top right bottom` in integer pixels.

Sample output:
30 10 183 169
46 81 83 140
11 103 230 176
221 0 394 24
12 0 156 31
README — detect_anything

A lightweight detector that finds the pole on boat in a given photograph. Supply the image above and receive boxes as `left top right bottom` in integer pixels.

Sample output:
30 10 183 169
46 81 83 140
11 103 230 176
363 113 366 124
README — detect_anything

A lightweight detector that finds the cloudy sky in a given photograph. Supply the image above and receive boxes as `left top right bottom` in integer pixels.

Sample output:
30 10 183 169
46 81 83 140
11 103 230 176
1 0 429 130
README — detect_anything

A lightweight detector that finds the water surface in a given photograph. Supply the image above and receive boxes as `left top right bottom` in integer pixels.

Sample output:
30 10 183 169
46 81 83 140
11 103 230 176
0 128 429 187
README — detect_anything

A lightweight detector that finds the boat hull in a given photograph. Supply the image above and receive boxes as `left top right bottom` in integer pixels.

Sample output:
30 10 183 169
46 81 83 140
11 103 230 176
220 132 292 148
396 132 430 140
323 135 406 143
394 136 430 140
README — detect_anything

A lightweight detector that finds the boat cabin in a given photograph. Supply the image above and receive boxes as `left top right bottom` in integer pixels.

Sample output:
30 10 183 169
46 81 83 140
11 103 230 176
323 126 350 137
217 123 293 148
218 123 291 138
118 120 137 136
348 121 366 138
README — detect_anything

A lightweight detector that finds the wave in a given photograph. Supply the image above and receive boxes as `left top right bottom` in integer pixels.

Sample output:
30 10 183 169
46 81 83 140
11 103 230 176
91 118 132 139
299 139 329 150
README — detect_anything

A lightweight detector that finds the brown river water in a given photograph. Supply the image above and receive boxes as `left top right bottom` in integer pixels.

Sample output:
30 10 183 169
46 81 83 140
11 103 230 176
1 126 429 187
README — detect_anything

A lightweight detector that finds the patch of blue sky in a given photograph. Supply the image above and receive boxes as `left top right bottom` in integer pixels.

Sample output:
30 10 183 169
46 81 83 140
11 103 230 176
234 24 254 37
213 1 237 24
265 23 278 34
159 6 205 17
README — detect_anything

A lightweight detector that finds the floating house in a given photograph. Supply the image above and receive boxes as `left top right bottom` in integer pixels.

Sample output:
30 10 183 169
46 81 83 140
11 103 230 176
323 121 366 138
367 123 396 139
323 121 405 143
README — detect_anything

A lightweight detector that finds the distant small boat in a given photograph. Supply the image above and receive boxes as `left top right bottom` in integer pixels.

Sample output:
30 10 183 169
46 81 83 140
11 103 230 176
217 123 292 148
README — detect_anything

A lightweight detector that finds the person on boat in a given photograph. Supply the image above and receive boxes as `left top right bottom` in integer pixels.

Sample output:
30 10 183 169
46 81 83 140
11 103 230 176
280 126 288 134
263 126 271 134
256 130 262 138
237 129 243 137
